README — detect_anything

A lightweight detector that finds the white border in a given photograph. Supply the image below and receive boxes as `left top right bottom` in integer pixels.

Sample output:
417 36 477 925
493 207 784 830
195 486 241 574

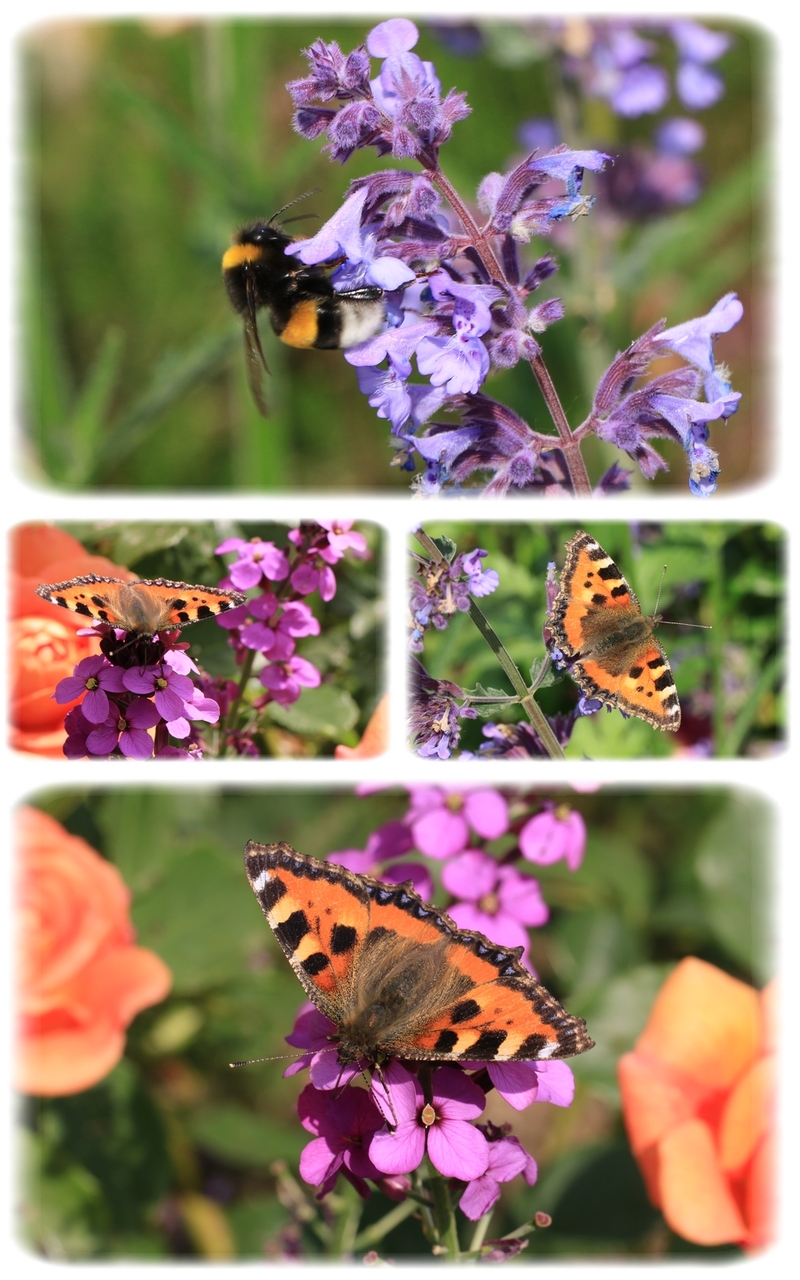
2 3 798 1277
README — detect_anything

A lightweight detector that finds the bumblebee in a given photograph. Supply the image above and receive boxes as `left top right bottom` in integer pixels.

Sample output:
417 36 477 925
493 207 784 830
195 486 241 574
222 220 386 415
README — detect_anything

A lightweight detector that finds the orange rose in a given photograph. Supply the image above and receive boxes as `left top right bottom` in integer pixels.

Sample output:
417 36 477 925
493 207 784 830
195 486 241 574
10 524 134 756
618 957 775 1250
16 807 172 1096
334 693 389 759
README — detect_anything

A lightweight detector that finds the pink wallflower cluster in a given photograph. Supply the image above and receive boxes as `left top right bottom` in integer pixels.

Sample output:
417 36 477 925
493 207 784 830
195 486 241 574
216 524 369 743
54 635 219 760
284 787 586 1217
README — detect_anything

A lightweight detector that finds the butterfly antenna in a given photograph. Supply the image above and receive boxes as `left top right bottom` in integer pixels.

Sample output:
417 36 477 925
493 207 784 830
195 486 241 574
229 1052 306 1068
651 565 712 630
370 1061 399 1129
652 564 668 617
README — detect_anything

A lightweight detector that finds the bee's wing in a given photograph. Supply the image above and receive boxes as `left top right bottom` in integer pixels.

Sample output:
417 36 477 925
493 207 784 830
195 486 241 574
243 273 270 418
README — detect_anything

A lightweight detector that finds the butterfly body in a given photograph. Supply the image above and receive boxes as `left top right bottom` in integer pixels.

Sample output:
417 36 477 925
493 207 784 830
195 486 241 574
550 530 680 731
36 575 246 637
245 841 593 1066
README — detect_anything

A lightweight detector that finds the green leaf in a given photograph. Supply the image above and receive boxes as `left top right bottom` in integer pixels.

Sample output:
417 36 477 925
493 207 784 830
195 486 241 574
570 963 675 1100
694 793 773 980
131 846 259 992
187 1103 305 1169
267 685 359 739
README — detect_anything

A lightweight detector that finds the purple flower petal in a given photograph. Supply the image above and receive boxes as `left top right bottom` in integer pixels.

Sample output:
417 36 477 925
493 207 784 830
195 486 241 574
427 1118 489 1180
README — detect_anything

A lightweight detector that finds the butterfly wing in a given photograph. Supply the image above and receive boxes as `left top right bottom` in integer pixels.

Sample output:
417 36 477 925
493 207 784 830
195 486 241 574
550 531 680 731
37 575 246 634
245 843 594 1064
130 579 247 630
245 841 372 1026
35 575 130 627
574 639 680 730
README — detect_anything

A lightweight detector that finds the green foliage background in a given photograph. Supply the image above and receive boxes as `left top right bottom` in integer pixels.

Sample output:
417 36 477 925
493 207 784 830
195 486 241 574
415 521 783 758
53 519 384 756
20 786 771 1260
24 18 762 490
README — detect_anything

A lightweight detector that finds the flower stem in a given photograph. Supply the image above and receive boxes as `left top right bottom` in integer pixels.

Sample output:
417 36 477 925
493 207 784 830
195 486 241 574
428 1169 460 1260
467 1210 494 1254
353 1197 420 1250
219 649 256 756
529 353 592 496
413 529 565 760
429 166 505 283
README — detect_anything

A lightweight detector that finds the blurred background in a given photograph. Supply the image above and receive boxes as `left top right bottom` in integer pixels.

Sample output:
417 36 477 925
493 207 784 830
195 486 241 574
413 521 783 759
23 17 763 490
19 786 772 1260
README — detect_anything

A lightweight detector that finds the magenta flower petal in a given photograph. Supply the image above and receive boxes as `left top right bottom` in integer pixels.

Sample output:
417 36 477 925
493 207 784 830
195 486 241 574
291 564 319 595
427 1117 489 1179
369 1120 426 1175
463 789 509 838
523 1060 575 1107
441 849 497 901
85 724 119 755
80 686 111 723
459 1172 501 1220
118 727 155 759
411 807 468 858
497 866 549 926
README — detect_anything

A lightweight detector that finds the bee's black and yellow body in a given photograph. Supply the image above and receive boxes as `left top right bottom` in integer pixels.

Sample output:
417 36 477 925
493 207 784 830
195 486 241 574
222 220 386 413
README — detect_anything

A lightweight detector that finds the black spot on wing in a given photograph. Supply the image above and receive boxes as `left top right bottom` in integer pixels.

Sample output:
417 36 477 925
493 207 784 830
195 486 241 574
597 562 621 581
514 1032 548 1058
331 924 357 955
433 1029 459 1054
654 670 674 691
274 910 310 952
450 999 481 1025
301 952 330 976
460 1029 508 1059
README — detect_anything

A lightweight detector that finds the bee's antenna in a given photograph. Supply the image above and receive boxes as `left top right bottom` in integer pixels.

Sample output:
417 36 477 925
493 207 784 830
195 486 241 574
270 189 321 225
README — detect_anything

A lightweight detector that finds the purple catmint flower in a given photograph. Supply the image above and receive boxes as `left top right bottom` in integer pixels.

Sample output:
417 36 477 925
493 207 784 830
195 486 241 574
656 117 706 156
459 1130 538 1220
409 544 499 650
53 655 126 724
297 1083 385 1199
369 1062 489 1179
442 852 549 964
519 807 586 871
405 784 509 859
408 660 476 759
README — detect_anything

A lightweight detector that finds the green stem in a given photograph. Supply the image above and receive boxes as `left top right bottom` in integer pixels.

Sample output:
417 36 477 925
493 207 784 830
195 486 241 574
529 353 592 497
719 648 782 758
353 1197 420 1250
428 1170 460 1261
219 649 256 757
413 529 565 760
329 1179 363 1259
468 1211 494 1254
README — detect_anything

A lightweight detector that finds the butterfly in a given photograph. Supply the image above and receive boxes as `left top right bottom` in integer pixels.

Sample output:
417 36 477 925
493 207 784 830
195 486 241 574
36 575 246 637
245 841 594 1068
549 530 680 731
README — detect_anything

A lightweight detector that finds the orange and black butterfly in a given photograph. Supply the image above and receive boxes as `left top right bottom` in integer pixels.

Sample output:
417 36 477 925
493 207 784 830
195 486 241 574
245 841 593 1069
549 530 680 731
36 575 246 638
